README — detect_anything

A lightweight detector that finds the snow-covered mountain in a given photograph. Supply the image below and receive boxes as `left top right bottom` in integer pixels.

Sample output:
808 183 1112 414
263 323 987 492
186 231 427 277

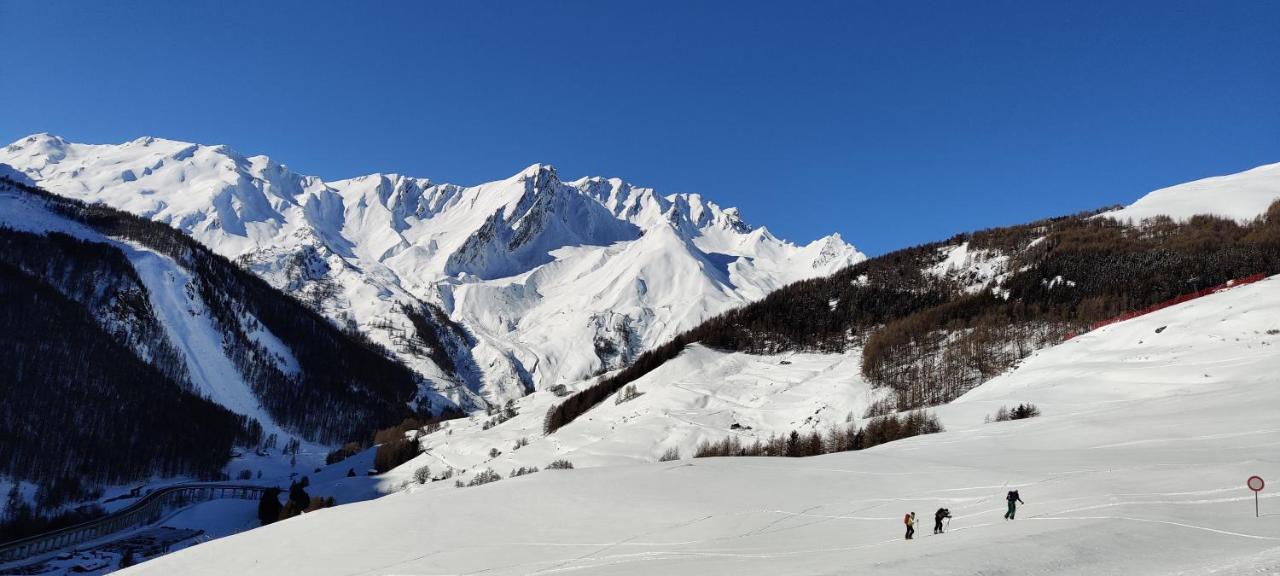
387 158 1280 485
0 134 863 409
9 143 1278 574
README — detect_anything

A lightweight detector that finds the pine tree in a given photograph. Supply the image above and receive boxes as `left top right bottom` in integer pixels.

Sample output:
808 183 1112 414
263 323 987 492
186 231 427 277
785 431 801 457
288 480 311 510
257 488 282 526
3 484 20 523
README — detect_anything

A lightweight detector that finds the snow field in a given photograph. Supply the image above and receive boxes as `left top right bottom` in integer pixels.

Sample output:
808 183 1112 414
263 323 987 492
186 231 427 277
396 347 881 487
123 276 1280 575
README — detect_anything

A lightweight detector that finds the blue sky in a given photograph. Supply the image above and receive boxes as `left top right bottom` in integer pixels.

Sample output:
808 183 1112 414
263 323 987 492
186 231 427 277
2 1 1277 255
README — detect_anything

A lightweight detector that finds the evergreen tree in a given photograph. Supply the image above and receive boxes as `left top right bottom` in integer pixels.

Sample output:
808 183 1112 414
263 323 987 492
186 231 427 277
2 484 20 523
288 480 311 510
785 431 802 457
257 488 282 526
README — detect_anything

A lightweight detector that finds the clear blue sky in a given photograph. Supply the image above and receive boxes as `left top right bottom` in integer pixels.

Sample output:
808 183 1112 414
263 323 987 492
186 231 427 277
2 1 1277 254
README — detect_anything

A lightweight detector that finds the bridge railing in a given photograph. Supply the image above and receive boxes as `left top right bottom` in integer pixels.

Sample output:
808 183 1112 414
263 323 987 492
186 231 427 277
0 483 270 565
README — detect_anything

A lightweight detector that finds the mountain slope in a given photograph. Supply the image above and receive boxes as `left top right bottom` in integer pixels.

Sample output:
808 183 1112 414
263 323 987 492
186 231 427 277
0 177 420 511
394 160 1280 484
536 160 1280 431
0 134 863 408
1105 160 1280 222
0 241 257 489
119 273 1280 576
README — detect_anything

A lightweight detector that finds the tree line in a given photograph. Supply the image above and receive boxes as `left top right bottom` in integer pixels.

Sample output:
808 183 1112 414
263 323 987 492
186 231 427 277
693 411 944 458
544 202 1280 431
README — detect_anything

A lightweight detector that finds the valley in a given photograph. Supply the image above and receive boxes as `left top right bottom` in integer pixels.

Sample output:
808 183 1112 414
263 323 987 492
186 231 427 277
2 143 1278 576
5 4 1278 574
120 273 1280 575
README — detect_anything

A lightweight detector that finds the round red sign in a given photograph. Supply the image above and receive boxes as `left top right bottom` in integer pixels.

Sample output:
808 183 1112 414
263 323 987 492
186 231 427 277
1248 476 1265 492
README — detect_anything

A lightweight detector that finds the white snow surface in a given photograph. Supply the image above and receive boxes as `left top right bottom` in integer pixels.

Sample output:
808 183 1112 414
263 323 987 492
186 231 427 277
0 134 864 407
120 274 1280 575
1105 160 1280 223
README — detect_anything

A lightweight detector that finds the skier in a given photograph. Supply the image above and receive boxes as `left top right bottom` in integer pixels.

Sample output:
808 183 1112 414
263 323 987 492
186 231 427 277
934 507 951 534
904 511 916 540
1004 490 1024 520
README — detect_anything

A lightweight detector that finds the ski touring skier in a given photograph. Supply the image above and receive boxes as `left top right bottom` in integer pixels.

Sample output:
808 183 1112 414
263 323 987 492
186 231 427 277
1004 490 1024 520
904 511 916 540
934 507 951 534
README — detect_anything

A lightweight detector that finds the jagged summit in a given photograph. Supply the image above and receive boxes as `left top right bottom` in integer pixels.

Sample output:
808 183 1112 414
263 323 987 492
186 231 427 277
0 134 865 408
513 162 556 180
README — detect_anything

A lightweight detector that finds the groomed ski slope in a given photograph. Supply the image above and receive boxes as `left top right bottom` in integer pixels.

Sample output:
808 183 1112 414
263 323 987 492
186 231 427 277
122 275 1280 575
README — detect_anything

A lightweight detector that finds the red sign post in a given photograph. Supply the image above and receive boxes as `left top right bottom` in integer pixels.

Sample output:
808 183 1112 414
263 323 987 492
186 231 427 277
1248 476 1264 517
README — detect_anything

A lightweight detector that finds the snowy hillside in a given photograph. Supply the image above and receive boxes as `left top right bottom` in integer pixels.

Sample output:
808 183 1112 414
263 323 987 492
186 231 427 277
120 274 1280 575
1105 161 1280 222
0 134 863 408
376 347 880 483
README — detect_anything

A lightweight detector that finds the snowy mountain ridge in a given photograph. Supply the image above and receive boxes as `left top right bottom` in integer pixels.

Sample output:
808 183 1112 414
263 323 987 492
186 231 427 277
0 134 864 409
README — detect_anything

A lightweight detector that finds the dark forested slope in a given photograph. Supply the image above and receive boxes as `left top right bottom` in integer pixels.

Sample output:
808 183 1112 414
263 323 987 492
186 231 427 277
0 177 423 515
0 256 259 486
